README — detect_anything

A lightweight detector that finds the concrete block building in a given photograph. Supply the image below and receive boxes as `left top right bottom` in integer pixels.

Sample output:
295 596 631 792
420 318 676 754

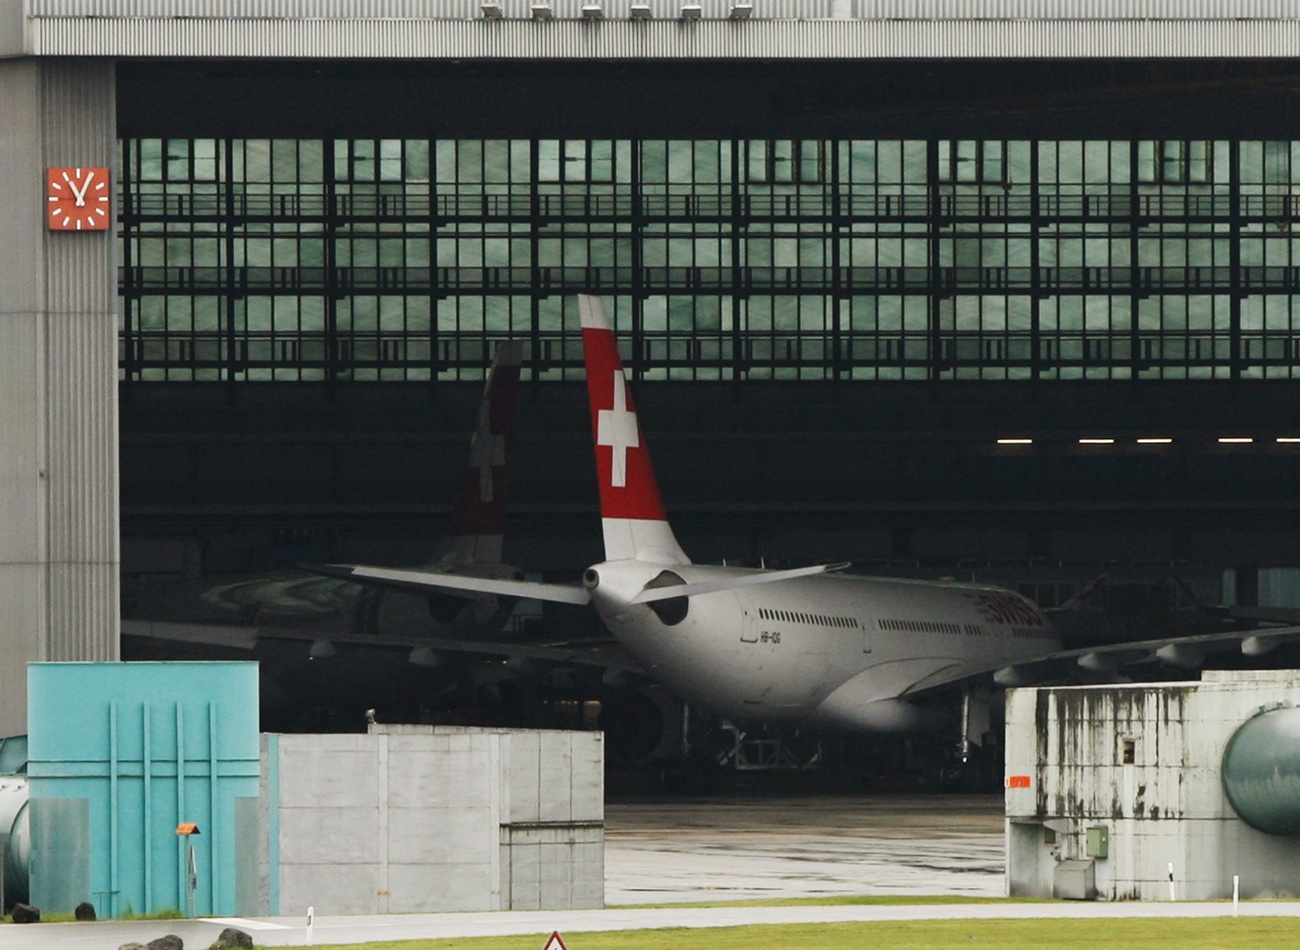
18 663 602 917
1006 669 1300 901
262 724 604 914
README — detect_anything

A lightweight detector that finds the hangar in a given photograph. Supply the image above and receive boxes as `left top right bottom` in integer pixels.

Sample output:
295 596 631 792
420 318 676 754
6 2 1300 739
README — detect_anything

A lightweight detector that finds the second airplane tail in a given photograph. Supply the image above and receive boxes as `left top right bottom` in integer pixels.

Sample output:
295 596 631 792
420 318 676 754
579 295 690 566
431 340 525 566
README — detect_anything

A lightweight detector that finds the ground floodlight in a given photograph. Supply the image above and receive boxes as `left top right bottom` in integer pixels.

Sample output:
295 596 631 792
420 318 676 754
582 3 605 17
681 3 702 18
729 2 752 17
481 2 504 17
531 3 553 17
630 3 653 16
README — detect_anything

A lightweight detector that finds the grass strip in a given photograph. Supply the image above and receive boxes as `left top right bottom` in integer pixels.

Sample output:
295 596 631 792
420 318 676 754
273 916 1300 950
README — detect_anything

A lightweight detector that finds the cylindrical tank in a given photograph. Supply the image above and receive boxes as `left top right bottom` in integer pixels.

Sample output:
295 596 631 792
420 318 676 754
0 776 29 906
1222 705 1300 835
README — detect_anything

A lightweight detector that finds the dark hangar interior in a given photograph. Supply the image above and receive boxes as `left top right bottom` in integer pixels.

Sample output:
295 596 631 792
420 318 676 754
115 58 1300 736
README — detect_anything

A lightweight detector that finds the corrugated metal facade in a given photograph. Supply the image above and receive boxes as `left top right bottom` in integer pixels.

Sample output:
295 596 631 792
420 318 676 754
24 0 1300 18
12 0 1300 58
19 18 1300 58
40 59 119 666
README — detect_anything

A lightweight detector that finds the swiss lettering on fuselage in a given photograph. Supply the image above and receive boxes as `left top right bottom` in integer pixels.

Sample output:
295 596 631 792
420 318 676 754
965 591 1043 627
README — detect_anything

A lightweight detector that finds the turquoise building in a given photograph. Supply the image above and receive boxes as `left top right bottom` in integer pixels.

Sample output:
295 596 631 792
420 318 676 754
26 662 260 918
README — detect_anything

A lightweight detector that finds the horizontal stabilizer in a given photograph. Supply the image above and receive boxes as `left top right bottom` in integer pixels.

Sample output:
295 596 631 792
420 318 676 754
630 562 851 604
311 563 592 606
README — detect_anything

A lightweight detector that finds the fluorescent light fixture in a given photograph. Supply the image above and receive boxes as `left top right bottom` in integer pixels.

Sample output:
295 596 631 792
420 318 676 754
681 3 702 17
997 438 1033 445
630 3 653 16
530 2 553 17
728 2 753 17
1278 437 1300 443
581 3 604 17
1219 437 1254 444
1136 438 1173 444
480 1 504 16
1078 438 1115 445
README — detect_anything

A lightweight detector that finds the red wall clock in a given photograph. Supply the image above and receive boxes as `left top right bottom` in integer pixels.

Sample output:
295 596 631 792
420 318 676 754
47 167 111 231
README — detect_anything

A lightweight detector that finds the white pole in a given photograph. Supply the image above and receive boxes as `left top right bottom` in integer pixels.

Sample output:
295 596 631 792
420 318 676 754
1233 875 1240 916
1168 862 1176 902
306 905 315 946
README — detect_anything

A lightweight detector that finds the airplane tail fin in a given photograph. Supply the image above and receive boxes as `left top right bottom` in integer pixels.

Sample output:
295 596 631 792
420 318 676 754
579 295 689 565
431 341 525 566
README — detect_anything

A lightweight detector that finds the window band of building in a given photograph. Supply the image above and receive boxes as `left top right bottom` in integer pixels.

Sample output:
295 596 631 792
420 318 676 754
119 137 1300 383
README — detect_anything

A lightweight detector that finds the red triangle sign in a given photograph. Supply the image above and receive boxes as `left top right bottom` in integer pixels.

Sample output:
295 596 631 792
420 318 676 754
542 932 569 950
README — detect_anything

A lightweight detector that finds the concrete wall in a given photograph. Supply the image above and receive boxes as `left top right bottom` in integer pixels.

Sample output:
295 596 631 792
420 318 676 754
0 58 120 739
1006 670 1300 901
262 725 603 915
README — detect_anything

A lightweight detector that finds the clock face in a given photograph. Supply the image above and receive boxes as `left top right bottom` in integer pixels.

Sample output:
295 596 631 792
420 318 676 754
46 167 111 231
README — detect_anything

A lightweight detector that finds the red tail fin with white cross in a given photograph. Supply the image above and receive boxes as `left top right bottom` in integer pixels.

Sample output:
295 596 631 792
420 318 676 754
430 340 525 566
580 296 690 565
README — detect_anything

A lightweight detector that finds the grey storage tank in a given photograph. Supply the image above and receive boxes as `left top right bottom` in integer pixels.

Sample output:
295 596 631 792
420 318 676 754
1222 705 1300 836
0 776 29 908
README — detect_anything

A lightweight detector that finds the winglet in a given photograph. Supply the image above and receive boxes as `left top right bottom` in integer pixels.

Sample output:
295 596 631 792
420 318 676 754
435 341 525 565
579 296 689 565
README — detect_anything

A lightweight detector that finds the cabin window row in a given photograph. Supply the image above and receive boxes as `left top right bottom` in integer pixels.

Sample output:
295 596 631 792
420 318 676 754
879 618 964 636
757 607 859 628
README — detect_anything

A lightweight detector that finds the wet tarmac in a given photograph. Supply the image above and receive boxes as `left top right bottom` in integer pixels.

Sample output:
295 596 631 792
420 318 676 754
604 793 1005 903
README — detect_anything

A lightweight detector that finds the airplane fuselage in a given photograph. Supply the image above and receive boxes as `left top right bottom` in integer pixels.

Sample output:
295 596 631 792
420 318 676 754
585 559 1059 733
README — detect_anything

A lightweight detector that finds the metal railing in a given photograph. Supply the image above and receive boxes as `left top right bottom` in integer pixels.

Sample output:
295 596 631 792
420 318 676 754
119 263 1300 295
119 188 1300 223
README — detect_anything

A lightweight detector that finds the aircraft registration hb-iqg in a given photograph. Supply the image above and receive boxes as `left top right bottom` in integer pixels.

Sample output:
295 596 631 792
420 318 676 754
323 296 1089 735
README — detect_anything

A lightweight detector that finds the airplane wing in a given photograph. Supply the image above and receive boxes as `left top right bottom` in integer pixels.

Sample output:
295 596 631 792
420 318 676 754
123 616 643 676
121 619 261 650
994 622 1300 687
307 563 593 606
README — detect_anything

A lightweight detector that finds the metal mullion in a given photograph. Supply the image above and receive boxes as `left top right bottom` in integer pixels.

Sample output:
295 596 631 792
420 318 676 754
630 138 645 382
530 138 543 382
927 139 943 383
829 139 843 387
1230 139 1243 382
427 135 441 387
730 138 744 385
1129 139 1143 381
1030 139 1043 383
223 137 239 388
120 139 138 382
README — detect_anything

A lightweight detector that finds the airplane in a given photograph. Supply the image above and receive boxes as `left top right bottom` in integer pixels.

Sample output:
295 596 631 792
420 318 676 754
122 341 529 679
320 297 1077 735
320 295 1300 742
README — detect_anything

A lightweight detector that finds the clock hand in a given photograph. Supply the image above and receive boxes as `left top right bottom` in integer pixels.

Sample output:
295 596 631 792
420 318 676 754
68 171 91 207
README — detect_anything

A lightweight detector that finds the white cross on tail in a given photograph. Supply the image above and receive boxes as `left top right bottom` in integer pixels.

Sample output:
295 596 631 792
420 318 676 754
597 371 640 488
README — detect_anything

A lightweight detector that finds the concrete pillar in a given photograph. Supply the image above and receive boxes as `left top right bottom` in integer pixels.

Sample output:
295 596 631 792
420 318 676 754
0 59 119 737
